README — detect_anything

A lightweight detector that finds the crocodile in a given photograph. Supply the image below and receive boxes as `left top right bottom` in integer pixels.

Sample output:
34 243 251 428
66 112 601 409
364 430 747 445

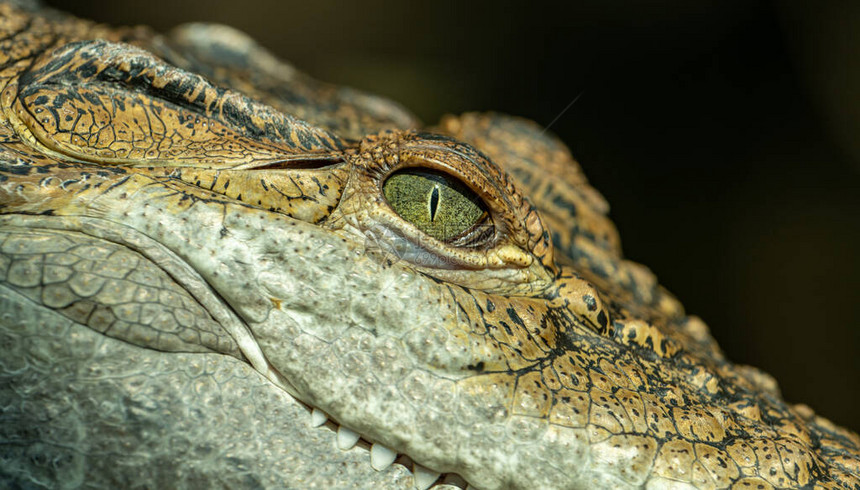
1 2 859 489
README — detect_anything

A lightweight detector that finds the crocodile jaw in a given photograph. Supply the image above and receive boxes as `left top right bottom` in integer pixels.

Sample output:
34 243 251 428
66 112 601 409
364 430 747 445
33 171 623 489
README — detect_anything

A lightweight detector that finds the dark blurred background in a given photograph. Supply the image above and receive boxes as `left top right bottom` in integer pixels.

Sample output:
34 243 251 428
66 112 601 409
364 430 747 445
46 0 860 430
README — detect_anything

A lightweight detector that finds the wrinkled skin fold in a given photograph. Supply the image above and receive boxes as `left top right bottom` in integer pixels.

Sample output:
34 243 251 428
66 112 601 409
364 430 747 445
1 2 859 489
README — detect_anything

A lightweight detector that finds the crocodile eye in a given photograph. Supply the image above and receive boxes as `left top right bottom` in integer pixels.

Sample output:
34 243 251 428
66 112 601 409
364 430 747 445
383 169 488 242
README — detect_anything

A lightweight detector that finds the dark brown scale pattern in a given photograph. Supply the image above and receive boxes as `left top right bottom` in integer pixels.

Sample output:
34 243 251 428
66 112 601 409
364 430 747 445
12 39 343 164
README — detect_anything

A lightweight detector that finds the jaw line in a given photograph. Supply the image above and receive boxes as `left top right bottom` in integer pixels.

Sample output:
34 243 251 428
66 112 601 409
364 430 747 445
0 213 466 488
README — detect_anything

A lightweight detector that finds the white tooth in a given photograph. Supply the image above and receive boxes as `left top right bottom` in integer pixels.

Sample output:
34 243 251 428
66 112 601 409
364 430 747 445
370 443 397 471
310 408 327 427
412 463 440 490
336 426 360 450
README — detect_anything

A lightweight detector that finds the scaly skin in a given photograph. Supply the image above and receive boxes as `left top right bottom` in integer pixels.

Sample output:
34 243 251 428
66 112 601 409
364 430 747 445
1 2 859 489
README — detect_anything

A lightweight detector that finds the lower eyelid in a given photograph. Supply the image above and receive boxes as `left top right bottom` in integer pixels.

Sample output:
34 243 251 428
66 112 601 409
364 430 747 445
448 214 495 248
364 224 460 269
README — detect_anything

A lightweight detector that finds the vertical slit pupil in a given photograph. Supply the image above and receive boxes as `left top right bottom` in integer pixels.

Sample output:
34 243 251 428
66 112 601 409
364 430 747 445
429 185 440 221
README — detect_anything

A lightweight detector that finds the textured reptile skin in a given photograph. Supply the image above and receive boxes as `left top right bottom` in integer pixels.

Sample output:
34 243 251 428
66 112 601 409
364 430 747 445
1 2 859 489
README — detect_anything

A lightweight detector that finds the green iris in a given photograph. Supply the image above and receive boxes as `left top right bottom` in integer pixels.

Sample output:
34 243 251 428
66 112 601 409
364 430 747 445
382 169 486 242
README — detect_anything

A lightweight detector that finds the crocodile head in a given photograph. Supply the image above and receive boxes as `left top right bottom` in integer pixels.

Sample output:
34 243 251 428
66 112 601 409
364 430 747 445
1 3 859 489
